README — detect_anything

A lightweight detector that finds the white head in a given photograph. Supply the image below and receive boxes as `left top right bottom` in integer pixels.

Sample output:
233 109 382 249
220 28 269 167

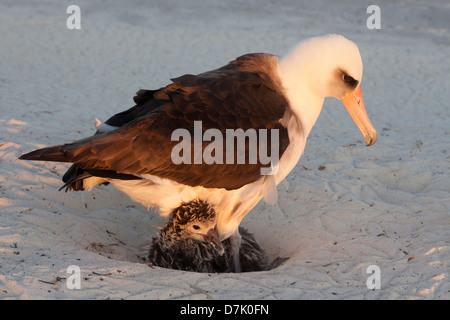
278 34 377 146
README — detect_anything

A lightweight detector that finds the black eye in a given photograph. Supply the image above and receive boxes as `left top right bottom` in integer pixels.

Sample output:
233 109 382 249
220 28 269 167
193 225 200 230
342 74 358 88
343 74 353 83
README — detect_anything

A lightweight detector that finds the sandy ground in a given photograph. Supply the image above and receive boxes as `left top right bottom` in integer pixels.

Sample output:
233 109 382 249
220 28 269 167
0 0 449 299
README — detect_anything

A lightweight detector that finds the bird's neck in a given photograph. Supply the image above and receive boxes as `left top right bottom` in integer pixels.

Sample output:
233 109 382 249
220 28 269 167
277 57 325 138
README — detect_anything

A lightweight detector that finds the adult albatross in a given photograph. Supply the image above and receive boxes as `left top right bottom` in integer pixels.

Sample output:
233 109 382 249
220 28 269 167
19 34 377 272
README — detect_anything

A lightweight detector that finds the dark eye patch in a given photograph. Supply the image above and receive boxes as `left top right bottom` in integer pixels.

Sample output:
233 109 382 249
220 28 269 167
193 225 200 230
341 72 359 88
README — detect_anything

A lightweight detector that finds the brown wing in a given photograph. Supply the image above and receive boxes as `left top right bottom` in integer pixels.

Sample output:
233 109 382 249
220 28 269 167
22 53 291 190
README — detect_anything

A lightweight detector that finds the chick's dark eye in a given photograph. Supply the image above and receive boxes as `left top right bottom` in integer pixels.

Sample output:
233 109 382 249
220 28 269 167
193 225 200 230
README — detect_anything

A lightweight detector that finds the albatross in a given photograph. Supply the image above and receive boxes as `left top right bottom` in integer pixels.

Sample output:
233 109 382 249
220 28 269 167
149 199 267 273
148 199 225 272
19 34 377 272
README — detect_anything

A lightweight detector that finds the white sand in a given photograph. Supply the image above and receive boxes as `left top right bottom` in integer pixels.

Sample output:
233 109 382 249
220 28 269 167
0 0 449 299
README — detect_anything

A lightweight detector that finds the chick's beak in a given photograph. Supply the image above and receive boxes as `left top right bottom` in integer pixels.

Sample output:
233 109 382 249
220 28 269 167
341 85 377 146
203 228 224 255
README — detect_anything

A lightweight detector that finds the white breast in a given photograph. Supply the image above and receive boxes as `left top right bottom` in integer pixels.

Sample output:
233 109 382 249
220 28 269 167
109 110 306 240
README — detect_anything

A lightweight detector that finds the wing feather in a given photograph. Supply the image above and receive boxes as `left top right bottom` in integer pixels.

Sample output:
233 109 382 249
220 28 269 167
22 53 292 190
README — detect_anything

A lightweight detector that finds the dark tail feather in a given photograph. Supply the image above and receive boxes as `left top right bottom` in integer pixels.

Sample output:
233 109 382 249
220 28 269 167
59 171 91 192
18 145 70 162
59 164 89 192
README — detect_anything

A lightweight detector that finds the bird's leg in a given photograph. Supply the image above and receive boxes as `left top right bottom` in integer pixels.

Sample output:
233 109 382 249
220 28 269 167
229 229 242 273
